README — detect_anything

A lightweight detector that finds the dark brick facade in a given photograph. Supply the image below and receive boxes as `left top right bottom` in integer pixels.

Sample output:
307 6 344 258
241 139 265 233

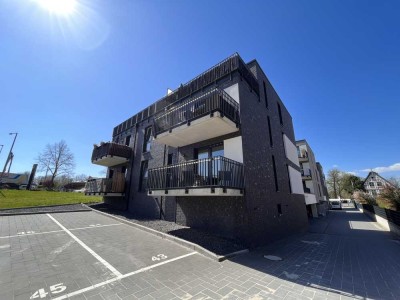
101 54 308 247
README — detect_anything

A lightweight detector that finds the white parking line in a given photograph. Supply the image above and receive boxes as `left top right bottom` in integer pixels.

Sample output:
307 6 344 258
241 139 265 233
52 252 197 300
47 213 122 277
0 223 122 239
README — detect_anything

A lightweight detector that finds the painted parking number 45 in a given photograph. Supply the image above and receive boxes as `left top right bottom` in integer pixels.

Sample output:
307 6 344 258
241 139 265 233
152 254 167 261
30 283 66 299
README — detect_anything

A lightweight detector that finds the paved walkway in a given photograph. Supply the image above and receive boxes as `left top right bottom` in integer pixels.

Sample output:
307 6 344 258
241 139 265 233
1 206 399 299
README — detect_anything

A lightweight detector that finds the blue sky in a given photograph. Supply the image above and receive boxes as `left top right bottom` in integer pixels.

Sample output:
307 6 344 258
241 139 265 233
0 0 399 179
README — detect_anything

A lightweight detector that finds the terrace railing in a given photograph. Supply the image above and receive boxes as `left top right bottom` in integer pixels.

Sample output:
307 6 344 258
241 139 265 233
86 174 125 194
91 142 132 162
153 88 240 136
147 156 244 191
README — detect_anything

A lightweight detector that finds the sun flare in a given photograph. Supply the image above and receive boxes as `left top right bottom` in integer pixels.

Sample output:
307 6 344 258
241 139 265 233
35 0 77 15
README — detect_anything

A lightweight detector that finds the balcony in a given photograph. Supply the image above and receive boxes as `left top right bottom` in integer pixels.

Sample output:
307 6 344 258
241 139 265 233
298 150 309 162
301 168 312 180
85 174 125 196
153 89 240 147
91 142 132 167
147 156 244 197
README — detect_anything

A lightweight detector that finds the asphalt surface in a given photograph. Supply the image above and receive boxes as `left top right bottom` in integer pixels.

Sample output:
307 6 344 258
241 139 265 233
0 205 399 299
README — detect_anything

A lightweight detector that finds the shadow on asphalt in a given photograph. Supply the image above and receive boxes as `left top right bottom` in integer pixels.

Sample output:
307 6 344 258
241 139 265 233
227 207 400 299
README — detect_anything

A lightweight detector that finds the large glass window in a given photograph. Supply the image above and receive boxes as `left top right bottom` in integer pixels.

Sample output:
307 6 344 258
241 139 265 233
195 144 224 185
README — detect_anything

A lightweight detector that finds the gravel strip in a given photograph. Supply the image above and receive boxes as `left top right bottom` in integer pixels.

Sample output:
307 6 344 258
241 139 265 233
0 203 91 215
89 203 247 256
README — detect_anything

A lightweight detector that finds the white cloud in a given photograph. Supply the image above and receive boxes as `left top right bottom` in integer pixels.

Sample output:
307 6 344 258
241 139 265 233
346 171 358 176
332 164 339 168
361 163 400 173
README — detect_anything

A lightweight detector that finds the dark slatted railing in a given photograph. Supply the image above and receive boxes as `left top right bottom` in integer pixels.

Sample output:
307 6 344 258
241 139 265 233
113 53 259 137
91 142 132 162
153 88 240 136
147 156 244 191
85 175 125 194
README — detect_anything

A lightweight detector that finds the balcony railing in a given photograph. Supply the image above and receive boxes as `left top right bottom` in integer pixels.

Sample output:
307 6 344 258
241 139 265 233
91 142 132 166
148 156 244 192
113 53 260 138
153 88 240 137
85 174 125 194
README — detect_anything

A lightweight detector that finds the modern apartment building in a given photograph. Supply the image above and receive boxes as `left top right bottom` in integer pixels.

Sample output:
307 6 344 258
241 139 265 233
296 140 328 217
87 53 309 246
364 171 394 196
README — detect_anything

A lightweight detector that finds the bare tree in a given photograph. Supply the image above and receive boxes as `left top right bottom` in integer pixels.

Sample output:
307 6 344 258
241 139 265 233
37 140 75 187
326 168 344 198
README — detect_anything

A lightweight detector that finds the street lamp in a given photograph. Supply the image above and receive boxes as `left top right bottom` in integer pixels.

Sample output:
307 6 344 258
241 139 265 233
1 132 18 175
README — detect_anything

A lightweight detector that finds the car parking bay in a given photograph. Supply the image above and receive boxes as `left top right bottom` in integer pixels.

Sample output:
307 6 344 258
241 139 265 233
0 211 198 300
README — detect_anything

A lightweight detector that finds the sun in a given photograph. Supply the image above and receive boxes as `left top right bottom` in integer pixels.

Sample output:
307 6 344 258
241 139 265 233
35 0 77 15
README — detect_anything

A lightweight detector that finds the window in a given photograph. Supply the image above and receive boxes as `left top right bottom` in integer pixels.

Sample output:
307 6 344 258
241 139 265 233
139 160 148 191
277 102 283 125
195 144 224 183
108 169 114 179
263 81 268 108
377 182 383 187
272 155 279 191
369 182 375 187
167 153 173 165
277 204 282 216
125 135 131 146
267 116 273 147
287 165 291 193
143 126 152 153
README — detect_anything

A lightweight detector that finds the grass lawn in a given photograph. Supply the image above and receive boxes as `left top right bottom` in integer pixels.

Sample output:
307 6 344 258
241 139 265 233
0 190 102 209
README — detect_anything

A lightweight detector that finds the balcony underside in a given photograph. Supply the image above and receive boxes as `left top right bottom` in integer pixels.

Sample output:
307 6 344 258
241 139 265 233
154 112 239 147
299 157 309 163
85 192 124 197
92 155 129 167
148 187 243 197
302 175 312 181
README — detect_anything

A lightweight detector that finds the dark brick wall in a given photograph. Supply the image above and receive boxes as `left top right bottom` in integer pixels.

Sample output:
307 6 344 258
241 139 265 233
175 196 247 239
104 196 127 210
240 60 308 246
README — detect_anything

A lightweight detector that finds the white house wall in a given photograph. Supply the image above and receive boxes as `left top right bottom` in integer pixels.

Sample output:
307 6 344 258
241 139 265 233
224 83 239 103
224 136 243 163
283 134 300 167
288 166 303 194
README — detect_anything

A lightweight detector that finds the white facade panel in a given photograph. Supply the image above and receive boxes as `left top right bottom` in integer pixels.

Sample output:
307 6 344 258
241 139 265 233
283 134 300 167
224 83 239 103
288 166 303 195
224 136 243 163
304 193 318 205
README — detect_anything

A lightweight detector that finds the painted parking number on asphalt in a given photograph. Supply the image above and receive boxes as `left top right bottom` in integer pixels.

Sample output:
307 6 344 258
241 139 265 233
30 283 66 299
152 254 168 261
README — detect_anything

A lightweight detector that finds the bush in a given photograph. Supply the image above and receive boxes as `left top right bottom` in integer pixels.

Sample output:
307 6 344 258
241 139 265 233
353 190 376 206
377 186 400 211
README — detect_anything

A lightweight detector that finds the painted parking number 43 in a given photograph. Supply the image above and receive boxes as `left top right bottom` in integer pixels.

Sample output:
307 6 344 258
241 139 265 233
30 283 66 299
152 254 167 261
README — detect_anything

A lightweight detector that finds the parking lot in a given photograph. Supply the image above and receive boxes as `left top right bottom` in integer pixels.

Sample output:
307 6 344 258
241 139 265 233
0 211 199 300
1 208 400 300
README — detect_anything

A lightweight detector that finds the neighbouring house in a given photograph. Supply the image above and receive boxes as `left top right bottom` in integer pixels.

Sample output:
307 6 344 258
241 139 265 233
364 171 395 196
87 53 309 247
296 140 329 217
